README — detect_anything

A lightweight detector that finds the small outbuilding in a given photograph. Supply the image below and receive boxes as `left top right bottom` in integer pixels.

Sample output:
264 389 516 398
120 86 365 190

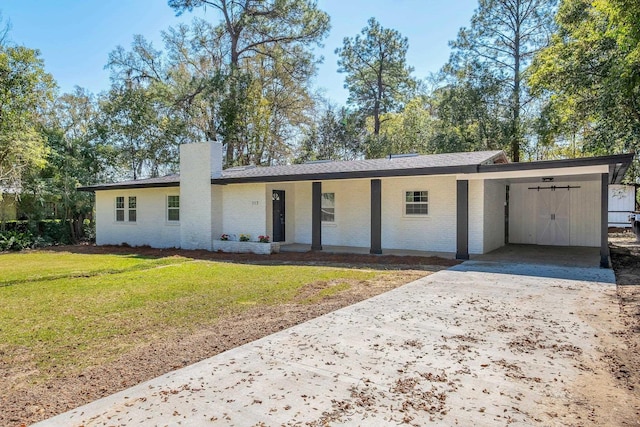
608 184 637 228
80 142 633 268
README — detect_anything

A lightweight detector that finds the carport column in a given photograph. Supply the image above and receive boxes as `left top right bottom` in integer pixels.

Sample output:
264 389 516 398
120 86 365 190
370 179 382 254
456 180 469 260
312 181 322 251
600 173 610 268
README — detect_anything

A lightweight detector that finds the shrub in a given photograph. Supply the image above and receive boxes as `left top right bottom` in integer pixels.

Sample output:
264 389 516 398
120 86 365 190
0 219 91 250
39 220 72 245
83 219 96 242
0 230 35 251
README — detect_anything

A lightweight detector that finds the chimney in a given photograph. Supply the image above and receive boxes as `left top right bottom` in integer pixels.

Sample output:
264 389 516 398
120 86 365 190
210 141 223 178
179 141 221 250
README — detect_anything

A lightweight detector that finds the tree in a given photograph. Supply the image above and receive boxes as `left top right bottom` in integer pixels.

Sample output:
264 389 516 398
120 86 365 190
107 30 222 147
447 0 557 161
167 0 330 164
529 0 640 162
336 18 416 141
0 41 55 192
296 103 364 162
372 97 434 157
430 66 509 154
20 88 105 239
99 78 187 180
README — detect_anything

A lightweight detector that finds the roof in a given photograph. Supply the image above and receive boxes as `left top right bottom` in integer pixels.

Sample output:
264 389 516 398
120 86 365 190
77 151 634 191
476 153 634 184
79 151 505 191
78 174 180 191
216 150 507 184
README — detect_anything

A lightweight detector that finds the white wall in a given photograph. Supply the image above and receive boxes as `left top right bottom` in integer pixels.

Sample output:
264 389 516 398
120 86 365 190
570 180 600 246
609 184 635 227
180 142 221 250
92 173 507 254
323 180 370 247
509 179 601 247
95 188 181 248
292 180 370 248
509 182 535 244
382 176 458 253
483 180 506 253
290 176 474 254
278 176 508 255
221 183 267 240
211 185 223 240
294 182 312 244
293 177 460 252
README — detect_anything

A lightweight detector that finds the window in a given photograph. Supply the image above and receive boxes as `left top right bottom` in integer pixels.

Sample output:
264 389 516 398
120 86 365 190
321 192 335 222
128 196 137 222
115 196 137 222
167 195 180 221
115 197 125 222
405 191 428 215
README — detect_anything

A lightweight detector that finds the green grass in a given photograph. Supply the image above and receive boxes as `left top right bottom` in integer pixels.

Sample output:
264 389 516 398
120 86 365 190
0 251 189 286
0 250 381 378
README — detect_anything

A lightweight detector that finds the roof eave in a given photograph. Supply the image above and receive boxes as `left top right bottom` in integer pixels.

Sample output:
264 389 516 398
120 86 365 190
477 153 634 184
77 181 180 192
212 164 482 184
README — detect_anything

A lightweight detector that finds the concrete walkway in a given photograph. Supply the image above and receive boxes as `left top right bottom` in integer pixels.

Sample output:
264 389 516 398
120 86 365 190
37 262 627 426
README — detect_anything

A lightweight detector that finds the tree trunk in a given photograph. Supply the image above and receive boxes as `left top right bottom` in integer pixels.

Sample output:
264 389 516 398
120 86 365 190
374 69 383 136
511 0 522 163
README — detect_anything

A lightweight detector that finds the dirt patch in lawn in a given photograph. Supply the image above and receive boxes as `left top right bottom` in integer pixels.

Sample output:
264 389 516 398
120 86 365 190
608 231 640 417
1 246 450 426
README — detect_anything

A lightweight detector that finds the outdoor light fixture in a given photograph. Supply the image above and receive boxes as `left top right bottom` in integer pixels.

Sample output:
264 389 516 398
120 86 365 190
542 177 554 182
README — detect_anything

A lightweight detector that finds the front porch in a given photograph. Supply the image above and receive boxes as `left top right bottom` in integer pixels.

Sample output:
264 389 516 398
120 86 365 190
280 242 601 268
263 175 462 256
279 243 455 259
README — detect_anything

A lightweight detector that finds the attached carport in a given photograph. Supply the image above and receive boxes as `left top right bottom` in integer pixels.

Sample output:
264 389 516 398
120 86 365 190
455 153 634 268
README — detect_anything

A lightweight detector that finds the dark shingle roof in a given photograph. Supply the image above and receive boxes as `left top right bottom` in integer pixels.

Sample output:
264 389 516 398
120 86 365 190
78 150 634 191
79 151 506 191
216 151 506 183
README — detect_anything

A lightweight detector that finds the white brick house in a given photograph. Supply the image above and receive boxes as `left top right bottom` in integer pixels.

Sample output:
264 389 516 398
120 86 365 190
81 142 633 268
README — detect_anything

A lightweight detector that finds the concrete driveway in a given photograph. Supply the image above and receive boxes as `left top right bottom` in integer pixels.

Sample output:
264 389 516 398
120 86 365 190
37 261 635 426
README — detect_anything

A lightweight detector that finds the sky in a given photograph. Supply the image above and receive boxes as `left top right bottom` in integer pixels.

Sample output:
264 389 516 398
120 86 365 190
1 0 478 105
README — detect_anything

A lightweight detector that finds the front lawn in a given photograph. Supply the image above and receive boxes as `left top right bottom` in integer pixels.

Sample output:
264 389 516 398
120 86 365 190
0 250 382 378
0 251 188 285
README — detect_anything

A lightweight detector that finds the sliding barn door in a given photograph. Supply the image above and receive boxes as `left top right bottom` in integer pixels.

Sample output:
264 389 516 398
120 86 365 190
536 189 571 246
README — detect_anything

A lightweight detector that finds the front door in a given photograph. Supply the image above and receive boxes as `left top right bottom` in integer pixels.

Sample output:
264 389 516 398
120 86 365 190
536 188 571 246
272 190 286 242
